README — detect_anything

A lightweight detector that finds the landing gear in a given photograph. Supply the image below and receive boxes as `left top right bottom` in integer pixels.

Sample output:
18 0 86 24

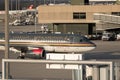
17 53 25 59
17 47 27 59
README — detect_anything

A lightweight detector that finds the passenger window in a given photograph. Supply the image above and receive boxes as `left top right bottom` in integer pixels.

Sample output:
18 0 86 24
80 39 83 42
73 37 80 43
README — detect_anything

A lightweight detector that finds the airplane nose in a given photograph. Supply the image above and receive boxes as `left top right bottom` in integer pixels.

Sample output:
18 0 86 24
93 43 96 47
91 42 96 47
89 41 96 47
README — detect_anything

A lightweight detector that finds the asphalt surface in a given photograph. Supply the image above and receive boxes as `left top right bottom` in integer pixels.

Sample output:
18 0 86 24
0 40 119 80
0 22 42 33
0 24 120 80
85 40 120 60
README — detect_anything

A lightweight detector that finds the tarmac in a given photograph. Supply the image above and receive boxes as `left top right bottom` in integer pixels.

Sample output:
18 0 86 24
0 24 120 79
0 40 120 79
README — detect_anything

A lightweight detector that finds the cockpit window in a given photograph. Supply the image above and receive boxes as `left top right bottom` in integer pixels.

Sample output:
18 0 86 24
80 39 83 42
79 36 90 42
71 36 90 43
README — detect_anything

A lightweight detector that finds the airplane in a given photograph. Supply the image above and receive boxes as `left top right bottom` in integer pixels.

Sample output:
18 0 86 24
0 33 96 59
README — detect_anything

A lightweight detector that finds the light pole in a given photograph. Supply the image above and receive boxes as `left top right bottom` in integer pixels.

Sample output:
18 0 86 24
5 0 10 79
18 0 20 10
16 0 18 10
35 11 37 33
34 0 37 33
10 0 12 10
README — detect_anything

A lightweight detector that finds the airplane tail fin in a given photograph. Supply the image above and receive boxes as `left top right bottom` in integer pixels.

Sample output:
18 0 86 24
28 5 34 9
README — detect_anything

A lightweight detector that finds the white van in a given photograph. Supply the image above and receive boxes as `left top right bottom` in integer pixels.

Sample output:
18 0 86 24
102 32 116 41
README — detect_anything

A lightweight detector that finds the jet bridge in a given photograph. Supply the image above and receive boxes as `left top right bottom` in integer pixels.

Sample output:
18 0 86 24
94 13 120 31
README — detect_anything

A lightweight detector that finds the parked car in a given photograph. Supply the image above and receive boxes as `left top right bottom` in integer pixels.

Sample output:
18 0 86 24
102 32 116 41
86 33 102 40
116 33 120 40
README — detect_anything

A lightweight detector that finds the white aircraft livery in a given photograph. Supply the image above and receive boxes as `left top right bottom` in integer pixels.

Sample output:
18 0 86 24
0 33 96 59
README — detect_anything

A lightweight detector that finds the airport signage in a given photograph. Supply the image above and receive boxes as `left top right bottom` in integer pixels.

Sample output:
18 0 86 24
46 53 83 69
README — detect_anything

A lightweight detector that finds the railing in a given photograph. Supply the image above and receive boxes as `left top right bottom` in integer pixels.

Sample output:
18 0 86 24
2 59 114 80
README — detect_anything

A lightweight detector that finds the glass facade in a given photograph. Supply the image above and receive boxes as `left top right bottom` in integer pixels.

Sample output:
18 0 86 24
55 23 91 35
71 0 89 5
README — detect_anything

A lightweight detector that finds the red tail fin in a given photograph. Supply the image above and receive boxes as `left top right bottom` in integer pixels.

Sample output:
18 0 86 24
28 5 33 9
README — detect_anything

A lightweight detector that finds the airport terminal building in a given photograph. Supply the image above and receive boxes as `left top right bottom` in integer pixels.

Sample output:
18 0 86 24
38 0 120 35
0 0 120 35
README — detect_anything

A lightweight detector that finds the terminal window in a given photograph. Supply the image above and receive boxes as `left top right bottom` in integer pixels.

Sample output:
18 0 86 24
73 12 86 19
112 12 120 16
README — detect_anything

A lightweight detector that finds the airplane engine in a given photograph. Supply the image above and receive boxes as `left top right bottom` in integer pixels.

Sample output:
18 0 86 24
25 48 46 59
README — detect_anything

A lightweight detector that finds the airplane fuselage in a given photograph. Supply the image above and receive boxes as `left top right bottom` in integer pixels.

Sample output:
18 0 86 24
0 33 96 54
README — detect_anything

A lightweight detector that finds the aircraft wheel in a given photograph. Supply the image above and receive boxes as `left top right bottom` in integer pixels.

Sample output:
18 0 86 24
17 56 25 59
